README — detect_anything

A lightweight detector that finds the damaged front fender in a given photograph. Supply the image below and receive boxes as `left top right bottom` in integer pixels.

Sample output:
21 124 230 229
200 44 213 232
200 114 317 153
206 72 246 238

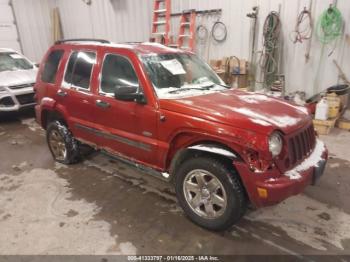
187 144 238 159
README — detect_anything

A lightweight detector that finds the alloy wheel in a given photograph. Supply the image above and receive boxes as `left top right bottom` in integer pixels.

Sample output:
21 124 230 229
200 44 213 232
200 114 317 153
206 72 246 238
183 169 228 219
48 129 66 161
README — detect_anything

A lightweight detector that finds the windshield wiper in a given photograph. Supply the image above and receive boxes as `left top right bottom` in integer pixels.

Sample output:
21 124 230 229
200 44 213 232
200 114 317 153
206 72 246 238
168 87 209 94
199 83 230 89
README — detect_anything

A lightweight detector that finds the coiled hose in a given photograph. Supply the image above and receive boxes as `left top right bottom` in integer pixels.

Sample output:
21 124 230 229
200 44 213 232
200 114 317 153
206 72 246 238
316 6 343 44
258 11 281 88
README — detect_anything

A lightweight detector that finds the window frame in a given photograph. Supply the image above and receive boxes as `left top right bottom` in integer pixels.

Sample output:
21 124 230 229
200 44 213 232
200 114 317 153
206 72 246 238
41 49 65 84
98 52 142 98
62 49 97 92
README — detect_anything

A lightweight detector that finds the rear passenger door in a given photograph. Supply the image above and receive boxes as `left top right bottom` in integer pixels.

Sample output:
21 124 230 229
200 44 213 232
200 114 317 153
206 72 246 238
58 50 99 144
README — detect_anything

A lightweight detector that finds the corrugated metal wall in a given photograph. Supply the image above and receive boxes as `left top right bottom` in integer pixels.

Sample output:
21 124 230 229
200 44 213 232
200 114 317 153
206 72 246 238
0 0 21 52
57 0 153 43
10 0 350 97
12 0 53 62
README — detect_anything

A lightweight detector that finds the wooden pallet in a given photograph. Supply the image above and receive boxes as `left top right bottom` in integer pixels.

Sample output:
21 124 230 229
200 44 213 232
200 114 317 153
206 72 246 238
313 117 337 135
337 118 350 131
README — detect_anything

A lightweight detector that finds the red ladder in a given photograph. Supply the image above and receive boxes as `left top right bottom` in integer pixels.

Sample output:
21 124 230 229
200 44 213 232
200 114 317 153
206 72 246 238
150 0 171 45
177 10 196 51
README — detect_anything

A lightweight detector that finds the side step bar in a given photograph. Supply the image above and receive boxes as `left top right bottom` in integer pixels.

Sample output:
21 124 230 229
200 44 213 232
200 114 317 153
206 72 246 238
100 150 172 182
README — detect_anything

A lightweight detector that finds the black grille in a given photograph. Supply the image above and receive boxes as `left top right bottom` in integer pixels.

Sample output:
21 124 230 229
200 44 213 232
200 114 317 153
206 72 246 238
8 83 35 90
16 93 35 105
287 125 316 166
0 97 15 107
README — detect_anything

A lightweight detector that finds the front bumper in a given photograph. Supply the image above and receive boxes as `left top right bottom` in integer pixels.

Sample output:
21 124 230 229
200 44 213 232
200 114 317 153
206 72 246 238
0 87 35 112
235 139 328 207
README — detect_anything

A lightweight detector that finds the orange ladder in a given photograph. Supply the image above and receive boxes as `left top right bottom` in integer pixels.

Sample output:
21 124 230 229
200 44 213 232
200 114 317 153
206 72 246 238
177 10 196 51
150 0 171 45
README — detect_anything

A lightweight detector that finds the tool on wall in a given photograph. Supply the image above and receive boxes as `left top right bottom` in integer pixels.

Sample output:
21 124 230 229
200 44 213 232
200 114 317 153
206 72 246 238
195 15 209 59
313 2 343 95
290 0 313 62
316 3 343 56
257 11 281 90
211 15 227 43
247 6 259 90
196 21 209 46
150 0 171 46
206 11 227 61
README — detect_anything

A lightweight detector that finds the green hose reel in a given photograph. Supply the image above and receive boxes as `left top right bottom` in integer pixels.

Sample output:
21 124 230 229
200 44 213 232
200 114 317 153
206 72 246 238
316 6 343 44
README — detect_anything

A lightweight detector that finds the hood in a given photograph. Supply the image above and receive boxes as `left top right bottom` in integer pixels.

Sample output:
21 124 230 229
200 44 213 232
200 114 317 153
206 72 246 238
0 68 37 87
159 89 311 134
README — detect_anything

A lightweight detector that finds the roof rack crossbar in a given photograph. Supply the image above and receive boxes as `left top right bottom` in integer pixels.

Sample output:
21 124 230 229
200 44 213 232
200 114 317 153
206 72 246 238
55 38 111 45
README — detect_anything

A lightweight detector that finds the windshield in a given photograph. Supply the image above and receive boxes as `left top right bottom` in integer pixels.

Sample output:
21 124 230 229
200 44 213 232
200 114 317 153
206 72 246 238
141 53 227 99
0 52 33 72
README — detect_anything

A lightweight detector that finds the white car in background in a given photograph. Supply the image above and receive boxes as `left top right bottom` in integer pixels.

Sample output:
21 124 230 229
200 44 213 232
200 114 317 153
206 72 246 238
0 48 37 112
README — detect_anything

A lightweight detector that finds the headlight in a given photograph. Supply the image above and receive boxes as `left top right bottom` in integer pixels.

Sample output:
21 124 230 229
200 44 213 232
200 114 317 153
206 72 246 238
269 132 283 157
0 86 8 93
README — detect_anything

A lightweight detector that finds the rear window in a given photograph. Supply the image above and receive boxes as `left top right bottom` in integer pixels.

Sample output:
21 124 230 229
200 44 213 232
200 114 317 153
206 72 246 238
64 51 96 90
41 49 64 83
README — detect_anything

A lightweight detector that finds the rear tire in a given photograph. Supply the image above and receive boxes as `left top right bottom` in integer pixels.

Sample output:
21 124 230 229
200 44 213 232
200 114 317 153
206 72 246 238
46 121 81 164
175 156 247 231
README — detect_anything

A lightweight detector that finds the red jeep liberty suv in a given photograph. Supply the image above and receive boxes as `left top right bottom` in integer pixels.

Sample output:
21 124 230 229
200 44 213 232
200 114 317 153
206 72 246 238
34 39 328 230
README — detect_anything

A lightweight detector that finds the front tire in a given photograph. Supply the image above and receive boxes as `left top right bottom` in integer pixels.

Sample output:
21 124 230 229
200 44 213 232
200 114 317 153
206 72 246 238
46 121 80 164
175 156 247 231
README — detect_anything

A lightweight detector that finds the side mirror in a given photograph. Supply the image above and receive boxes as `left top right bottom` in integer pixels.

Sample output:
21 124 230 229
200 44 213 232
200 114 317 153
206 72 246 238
114 86 146 104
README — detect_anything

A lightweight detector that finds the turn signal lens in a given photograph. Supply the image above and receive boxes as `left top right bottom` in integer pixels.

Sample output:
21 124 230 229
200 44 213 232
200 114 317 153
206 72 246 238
257 187 268 198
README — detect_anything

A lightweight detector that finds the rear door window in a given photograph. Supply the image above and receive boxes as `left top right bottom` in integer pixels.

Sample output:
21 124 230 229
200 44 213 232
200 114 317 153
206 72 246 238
41 49 64 83
64 51 96 90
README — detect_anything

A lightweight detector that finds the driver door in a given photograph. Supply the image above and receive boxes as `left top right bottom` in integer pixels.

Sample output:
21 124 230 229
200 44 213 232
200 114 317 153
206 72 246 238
91 52 159 167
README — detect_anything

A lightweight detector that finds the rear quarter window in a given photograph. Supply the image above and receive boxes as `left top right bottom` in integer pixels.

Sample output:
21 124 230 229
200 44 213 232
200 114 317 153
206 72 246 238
64 51 96 90
41 50 64 84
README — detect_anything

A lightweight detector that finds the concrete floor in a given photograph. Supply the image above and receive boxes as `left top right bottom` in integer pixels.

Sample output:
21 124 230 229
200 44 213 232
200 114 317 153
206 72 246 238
0 110 350 256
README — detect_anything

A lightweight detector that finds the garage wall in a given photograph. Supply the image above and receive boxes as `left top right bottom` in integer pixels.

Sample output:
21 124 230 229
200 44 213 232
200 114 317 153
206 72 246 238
54 0 350 97
9 0 350 97
57 0 153 43
0 0 21 52
11 0 54 62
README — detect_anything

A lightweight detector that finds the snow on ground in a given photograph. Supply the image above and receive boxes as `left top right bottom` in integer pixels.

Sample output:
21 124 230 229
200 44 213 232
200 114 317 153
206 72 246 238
247 194 350 251
21 118 44 135
0 168 137 255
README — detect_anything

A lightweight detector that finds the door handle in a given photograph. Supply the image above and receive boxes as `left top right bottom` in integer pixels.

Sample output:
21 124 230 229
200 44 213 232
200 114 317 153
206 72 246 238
96 100 110 108
57 90 67 97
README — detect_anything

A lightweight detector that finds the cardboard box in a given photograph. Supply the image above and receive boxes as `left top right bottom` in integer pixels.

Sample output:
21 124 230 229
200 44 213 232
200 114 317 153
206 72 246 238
209 59 222 70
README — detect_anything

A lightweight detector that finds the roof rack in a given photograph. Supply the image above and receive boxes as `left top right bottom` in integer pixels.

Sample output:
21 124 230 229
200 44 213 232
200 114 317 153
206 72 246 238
55 38 111 45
